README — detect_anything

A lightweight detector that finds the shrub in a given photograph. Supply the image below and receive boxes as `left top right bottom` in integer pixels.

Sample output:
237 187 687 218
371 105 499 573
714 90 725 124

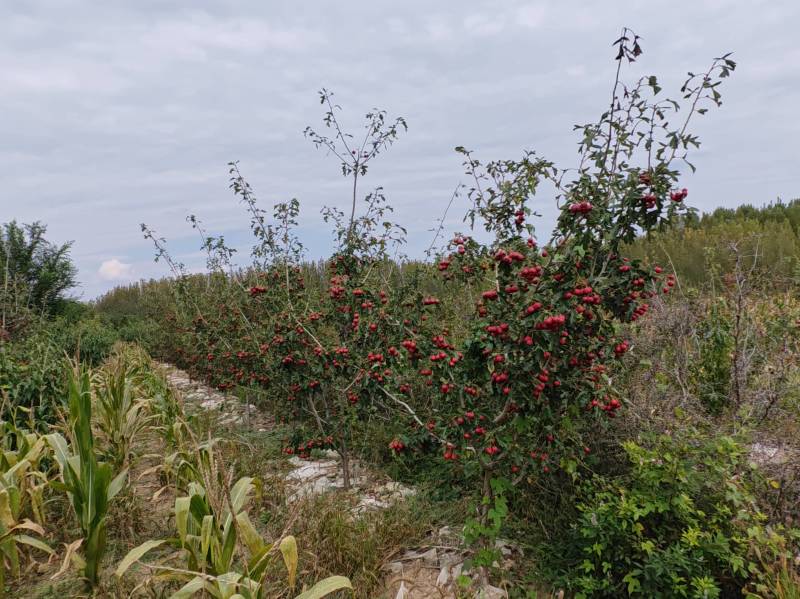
545 429 795 598
691 299 735 414
53 316 118 366
0 324 65 424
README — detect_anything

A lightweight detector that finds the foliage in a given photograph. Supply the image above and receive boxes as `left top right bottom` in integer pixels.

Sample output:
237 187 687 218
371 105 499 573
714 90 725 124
0 323 66 425
546 430 795 598
52 316 119 366
0 221 77 317
690 299 734 414
628 202 800 289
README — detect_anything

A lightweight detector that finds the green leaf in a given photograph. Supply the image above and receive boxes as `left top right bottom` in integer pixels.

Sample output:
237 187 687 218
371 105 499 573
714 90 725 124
175 496 190 542
170 576 214 599
236 512 266 556
227 477 255 516
11 534 53 555
294 575 353 599
108 469 128 500
115 539 166 578
280 535 299 589
189 494 210 525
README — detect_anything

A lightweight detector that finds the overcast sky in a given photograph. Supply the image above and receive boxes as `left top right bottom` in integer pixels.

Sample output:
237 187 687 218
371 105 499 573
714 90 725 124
2 1 798 299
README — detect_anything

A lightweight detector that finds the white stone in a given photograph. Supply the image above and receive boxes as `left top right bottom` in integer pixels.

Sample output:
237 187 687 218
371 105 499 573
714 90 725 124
385 561 404 574
478 584 508 599
419 547 438 566
436 565 450 587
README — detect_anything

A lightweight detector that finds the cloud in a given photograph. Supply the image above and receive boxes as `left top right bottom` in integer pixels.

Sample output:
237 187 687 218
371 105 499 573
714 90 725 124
516 4 547 29
98 259 134 281
0 0 798 300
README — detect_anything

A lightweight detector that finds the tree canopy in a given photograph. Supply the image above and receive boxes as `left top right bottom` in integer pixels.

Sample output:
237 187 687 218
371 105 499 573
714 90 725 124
1 221 78 315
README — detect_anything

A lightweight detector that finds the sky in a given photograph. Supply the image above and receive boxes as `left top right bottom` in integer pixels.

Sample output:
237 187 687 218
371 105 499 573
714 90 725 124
1 1 798 299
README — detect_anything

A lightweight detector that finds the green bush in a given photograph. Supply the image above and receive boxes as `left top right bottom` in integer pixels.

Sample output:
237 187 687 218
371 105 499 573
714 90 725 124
113 317 161 350
0 325 65 424
545 430 794 598
53 316 118 366
691 299 735 415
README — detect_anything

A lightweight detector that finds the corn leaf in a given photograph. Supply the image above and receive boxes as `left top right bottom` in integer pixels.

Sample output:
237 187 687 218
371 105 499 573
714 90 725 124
115 539 167 578
280 535 298 590
294 575 353 599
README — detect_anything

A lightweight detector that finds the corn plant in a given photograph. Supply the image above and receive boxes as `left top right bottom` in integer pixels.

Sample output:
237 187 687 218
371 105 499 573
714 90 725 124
117 475 352 598
95 359 152 468
0 423 53 594
0 517 52 595
0 420 49 526
45 365 127 587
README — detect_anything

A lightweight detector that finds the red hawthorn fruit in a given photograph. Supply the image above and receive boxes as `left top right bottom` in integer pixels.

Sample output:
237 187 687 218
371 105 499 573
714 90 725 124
526 302 543 315
568 201 593 214
249 285 267 296
670 188 689 202
482 289 499 301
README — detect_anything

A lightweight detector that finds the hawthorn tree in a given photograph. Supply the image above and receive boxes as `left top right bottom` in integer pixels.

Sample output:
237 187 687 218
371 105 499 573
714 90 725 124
392 29 737 559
